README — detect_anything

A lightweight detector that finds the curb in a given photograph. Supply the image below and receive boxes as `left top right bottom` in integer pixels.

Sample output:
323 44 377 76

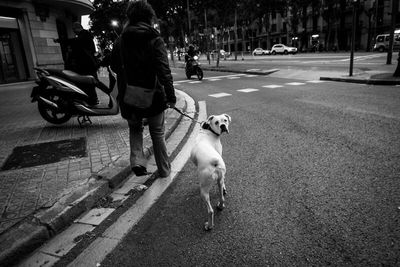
0 91 187 266
320 76 400 85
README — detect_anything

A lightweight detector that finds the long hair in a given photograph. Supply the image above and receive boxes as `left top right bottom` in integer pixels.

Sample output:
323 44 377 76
126 1 156 25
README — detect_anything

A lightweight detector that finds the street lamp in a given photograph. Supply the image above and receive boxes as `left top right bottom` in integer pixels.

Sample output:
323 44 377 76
111 20 119 37
349 0 358 76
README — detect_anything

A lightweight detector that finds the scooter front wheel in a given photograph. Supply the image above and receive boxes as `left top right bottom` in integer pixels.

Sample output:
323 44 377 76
196 68 203 80
38 95 72 124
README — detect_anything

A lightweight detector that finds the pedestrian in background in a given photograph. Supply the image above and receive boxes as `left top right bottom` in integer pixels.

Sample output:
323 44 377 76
99 48 116 91
111 0 176 178
55 22 99 105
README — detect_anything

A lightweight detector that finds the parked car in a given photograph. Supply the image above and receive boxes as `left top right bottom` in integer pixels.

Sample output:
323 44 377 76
252 47 270 55
373 33 400 52
211 49 230 57
270 44 297 55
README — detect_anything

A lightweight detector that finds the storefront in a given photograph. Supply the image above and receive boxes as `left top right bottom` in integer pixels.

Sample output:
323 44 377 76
0 0 93 84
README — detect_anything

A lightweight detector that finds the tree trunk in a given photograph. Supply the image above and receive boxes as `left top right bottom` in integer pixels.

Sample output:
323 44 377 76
394 52 400 77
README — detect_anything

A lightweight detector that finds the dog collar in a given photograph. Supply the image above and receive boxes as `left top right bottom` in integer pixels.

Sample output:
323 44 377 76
201 122 220 137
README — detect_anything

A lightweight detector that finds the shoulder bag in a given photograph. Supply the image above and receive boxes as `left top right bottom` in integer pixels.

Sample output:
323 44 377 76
120 38 157 109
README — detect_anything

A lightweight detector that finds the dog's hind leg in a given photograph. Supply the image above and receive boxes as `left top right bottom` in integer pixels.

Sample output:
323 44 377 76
217 178 226 211
200 186 214 231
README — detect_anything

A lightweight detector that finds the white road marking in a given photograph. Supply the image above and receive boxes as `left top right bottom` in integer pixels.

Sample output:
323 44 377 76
263 85 283 88
67 100 206 267
209 93 232 98
307 80 326 83
244 74 259 77
18 90 195 267
237 88 259 93
227 76 241 79
208 79 221 81
189 81 202 84
286 82 306 86
247 69 261 72
204 74 245 80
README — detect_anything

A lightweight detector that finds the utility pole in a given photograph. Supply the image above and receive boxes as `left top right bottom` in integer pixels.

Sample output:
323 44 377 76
234 6 238 61
386 0 398 64
349 0 358 76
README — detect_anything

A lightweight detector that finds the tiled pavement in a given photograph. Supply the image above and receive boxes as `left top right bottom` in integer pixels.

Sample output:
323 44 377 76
0 78 184 236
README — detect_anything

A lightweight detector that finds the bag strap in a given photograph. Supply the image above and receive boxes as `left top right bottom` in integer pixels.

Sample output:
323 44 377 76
119 37 157 89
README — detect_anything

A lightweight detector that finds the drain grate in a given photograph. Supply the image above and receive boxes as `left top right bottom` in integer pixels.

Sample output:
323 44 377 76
1 137 87 171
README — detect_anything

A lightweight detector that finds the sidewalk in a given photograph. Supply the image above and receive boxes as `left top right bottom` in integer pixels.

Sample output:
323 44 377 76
0 80 190 265
172 54 400 85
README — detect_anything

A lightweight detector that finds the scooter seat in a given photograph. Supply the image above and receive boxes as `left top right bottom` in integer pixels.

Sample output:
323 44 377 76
44 69 96 85
61 70 97 85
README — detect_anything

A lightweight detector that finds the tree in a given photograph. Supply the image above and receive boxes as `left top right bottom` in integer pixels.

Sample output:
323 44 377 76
394 52 400 77
89 0 128 50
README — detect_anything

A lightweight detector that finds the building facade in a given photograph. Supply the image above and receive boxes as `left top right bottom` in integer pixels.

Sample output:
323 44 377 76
0 0 93 84
200 0 399 54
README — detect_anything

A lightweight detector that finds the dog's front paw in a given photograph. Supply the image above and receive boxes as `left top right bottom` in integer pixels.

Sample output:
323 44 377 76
204 222 213 231
216 202 225 211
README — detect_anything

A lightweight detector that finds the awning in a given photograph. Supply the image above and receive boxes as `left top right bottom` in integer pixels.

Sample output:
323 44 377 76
34 0 94 16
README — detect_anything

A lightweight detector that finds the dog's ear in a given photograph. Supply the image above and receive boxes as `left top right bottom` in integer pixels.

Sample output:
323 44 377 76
206 115 215 124
223 114 231 123
201 121 210 130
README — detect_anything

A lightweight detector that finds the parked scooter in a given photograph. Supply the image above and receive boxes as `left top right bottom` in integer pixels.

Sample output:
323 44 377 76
185 55 203 80
31 67 119 125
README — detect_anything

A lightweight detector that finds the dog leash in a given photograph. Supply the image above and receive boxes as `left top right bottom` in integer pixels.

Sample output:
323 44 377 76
172 107 202 125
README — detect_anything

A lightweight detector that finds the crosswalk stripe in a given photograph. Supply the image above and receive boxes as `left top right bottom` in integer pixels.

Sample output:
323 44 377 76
237 88 259 93
209 93 232 98
263 85 283 88
307 80 325 83
286 82 305 85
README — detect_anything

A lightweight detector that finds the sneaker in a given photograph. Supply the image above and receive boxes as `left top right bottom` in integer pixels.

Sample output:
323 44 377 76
132 165 149 176
154 170 171 179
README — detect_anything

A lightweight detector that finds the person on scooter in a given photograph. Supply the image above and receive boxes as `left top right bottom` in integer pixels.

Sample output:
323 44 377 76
55 22 99 105
185 44 197 71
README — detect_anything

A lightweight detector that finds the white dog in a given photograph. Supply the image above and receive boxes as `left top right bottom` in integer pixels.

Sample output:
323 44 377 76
190 114 231 230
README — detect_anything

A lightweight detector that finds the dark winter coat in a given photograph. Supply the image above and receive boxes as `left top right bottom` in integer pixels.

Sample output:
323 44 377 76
111 22 176 118
63 29 98 75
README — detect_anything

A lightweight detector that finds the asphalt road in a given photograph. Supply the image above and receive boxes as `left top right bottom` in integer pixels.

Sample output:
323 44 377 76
197 51 395 74
99 69 400 266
